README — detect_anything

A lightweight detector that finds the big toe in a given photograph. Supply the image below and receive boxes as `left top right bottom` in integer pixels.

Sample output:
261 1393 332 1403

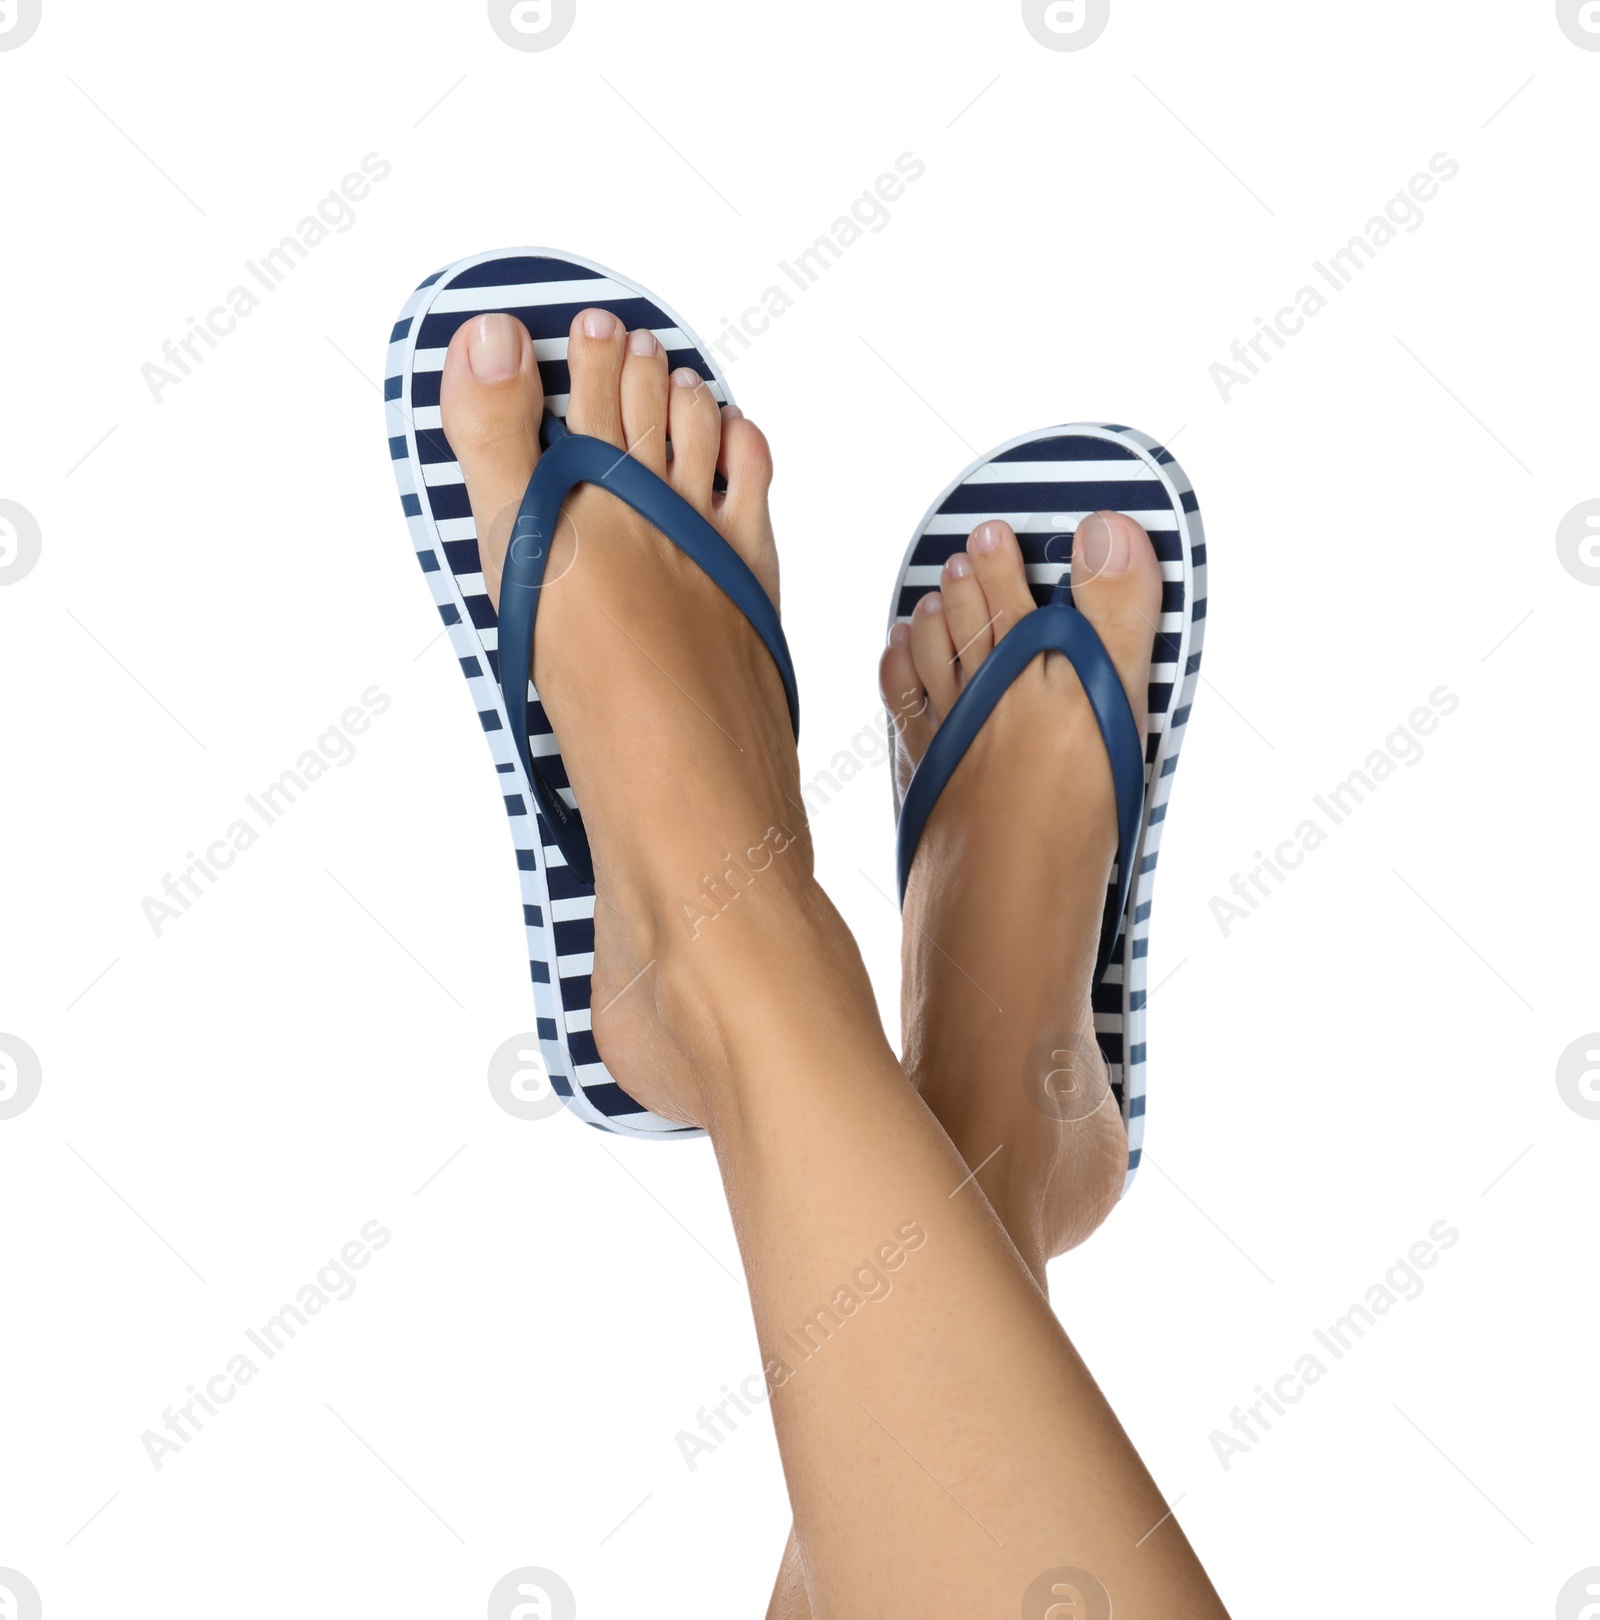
438 312 545 608
1068 511 1165 722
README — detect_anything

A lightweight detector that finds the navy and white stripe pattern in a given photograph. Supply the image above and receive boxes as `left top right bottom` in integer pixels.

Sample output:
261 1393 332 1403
385 248 730 1139
887 426 1207 1192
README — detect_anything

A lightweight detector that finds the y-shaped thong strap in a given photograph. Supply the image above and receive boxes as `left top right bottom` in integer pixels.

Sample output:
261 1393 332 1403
895 577 1145 988
496 412 800 887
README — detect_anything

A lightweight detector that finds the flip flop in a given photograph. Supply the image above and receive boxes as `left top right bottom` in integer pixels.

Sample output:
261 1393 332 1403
385 248 799 1139
886 425 1206 1191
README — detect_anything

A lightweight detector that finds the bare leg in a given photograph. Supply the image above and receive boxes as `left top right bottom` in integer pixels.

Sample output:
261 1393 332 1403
768 513 1199 1614
682 855 1222 1617
439 316 1227 1617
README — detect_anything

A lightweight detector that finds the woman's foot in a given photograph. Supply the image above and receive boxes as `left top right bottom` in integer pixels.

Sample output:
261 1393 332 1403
438 309 826 1126
878 514 1165 1279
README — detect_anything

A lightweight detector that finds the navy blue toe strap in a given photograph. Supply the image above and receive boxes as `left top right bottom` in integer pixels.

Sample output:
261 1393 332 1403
495 412 799 887
895 584 1145 988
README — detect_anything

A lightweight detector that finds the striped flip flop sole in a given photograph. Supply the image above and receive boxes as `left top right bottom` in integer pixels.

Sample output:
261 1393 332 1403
887 425 1206 1191
384 248 728 1139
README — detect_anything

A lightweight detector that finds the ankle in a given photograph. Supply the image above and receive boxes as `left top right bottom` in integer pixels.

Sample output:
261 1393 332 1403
654 879 885 1114
903 1004 1127 1269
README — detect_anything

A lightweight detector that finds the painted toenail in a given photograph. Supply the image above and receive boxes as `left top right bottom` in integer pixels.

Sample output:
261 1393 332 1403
888 622 910 648
583 309 618 339
918 592 944 614
628 328 658 357
672 367 703 389
970 521 1005 555
1076 513 1130 577
466 313 522 383
946 553 973 580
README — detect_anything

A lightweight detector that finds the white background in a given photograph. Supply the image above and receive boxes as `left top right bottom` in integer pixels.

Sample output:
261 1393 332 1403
1 1 1596 1615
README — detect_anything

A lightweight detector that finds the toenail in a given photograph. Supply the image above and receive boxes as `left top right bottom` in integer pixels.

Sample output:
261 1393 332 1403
672 367 703 389
888 622 910 648
721 404 744 420
583 309 618 339
1076 512 1130 577
970 521 1006 555
466 313 522 383
628 328 659 357
917 592 944 614
945 553 973 580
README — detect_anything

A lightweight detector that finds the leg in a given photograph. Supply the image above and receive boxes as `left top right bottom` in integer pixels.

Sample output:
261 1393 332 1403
440 318 1226 1616
768 513 1189 1614
671 820 1224 1618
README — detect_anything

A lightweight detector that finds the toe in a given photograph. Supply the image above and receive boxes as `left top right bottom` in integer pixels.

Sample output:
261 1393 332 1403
619 328 669 475
715 407 773 517
666 368 720 505
712 406 780 602
1070 511 1165 723
565 308 627 446
881 621 936 764
438 312 544 608
938 552 995 682
908 591 960 720
966 521 1039 643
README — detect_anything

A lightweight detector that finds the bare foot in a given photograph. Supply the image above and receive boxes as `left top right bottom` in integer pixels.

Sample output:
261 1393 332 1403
439 308 824 1126
879 512 1165 1278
